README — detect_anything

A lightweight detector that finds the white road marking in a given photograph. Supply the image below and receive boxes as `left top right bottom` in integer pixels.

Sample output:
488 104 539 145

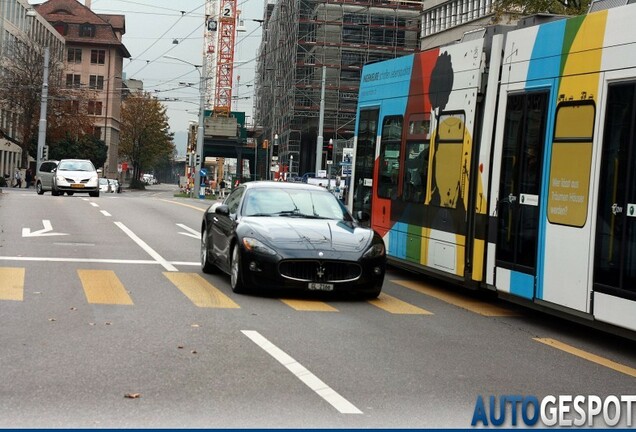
22 220 68 237
114 221 178 272
101 210 112 217
176 223 201 239
241 330 363 415
90 202 99 207
0 256 199 266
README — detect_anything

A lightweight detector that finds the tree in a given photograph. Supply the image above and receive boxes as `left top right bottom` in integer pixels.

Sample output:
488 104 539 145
492 0 590 19
49 135 108 169
119 92 175 186
0 38 97 167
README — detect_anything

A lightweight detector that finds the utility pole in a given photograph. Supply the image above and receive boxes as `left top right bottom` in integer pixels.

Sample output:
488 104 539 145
37 47 49 171
315 65 326 175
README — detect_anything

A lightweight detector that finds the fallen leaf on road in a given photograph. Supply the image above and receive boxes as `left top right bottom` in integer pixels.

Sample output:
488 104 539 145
190 324 200 328
177 345 184 349
191 350 198 354
124 393 141 399
48 318 56 322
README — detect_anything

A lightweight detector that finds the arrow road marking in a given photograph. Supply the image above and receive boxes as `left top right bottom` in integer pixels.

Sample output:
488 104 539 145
22 220 69 237
177 223 201 239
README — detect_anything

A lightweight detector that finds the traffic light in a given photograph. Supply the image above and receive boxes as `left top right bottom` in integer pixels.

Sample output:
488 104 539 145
324 141 333 162
42 145 49 160
195 154 201 167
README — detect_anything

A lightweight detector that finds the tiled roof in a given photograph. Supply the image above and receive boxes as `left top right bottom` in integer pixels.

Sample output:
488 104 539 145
35 0 130 57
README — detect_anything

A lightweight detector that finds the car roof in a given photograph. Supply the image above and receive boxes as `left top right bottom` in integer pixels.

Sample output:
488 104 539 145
242 180 327 192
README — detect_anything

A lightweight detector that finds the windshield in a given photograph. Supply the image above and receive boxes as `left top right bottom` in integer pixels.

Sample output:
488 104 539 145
243 188 352 221
58 161 95 171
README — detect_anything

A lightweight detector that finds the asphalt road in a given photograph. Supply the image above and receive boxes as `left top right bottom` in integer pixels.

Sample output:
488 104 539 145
0 184 635 428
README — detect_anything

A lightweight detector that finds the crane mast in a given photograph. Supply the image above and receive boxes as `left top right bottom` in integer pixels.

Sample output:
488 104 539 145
214 0 237 116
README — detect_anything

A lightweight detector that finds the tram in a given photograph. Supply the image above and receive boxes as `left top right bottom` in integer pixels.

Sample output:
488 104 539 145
349 2 636 333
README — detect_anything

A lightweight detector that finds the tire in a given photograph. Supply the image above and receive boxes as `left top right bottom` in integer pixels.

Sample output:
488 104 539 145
66 191 74 196
89 191 99 197
362 286 382 300
201 226 217 274
230 243 247 293
36 182 44 195
51 187 60 196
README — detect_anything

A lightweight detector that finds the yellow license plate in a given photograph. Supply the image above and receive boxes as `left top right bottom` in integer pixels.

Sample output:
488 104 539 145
71 183 85 188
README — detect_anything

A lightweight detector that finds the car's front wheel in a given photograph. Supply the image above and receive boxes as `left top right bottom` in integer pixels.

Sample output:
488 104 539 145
230 243 247 294
201 226 217 274
89 191 99 197
36 181 44 195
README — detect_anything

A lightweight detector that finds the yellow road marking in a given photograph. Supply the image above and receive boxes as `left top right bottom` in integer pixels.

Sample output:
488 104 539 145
156 198 206 212
164 272 239 308
0 267 25 301
281 299 338 312
78 269 133 305
369 293 433 315
393 279 517 316
534 338 636 378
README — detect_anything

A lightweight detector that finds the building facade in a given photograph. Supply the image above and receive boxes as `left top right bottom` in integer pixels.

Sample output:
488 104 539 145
35 0 130 178
255 0 420 177
0 0 64 183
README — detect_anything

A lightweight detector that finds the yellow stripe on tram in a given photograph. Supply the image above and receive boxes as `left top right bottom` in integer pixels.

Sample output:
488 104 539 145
369 293 433 315
393 279 517 317
0 267 25 301
281 299 338 312
164 272 240 308
534 338 636 378
78 270 134 305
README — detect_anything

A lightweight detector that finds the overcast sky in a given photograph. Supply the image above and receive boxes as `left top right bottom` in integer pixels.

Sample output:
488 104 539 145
36 0 265 154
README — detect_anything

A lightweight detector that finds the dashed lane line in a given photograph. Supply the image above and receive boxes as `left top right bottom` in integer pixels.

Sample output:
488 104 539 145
242 330 363 414
393 279 518 316
78 269 133 305
0 267 24 301
164 272 240 308
534 338 636 378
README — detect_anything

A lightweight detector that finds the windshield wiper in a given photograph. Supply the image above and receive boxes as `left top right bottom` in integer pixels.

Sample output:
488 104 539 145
246 213 272 217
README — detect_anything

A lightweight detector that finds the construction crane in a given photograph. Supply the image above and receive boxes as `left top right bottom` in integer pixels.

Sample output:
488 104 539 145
204 0 238 117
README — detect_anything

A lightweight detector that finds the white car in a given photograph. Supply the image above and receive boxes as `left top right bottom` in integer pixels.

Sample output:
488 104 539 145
52 159 100 197
99 178 111 193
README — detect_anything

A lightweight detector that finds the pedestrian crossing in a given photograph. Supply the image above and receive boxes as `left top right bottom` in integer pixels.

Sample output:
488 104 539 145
0 266 517 316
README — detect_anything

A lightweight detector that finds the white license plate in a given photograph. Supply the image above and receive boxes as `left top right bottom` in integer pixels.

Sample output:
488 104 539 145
308 283 333 291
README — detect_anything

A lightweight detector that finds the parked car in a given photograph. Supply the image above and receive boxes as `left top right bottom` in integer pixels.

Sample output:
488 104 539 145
200 181 386 298
99 178 111 193
36 160 59 195
109 179 121 193
50 159 99 197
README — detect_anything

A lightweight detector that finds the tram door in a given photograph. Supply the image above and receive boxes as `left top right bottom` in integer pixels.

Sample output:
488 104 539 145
594 82 636 301
495 92 548 288
352 109 379 225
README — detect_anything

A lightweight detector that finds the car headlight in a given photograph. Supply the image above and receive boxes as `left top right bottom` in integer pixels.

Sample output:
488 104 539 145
242 237 277 256
363 242 385 258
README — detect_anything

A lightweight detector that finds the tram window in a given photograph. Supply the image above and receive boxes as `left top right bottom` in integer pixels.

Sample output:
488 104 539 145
378 116 403 199
430 112 465 208
547 101 595 227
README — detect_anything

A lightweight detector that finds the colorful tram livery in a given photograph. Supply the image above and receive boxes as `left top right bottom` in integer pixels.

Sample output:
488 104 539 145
349 3 636 334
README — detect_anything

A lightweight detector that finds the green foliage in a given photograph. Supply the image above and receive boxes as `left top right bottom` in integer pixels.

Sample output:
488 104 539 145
128 178 147 190
49 135 108 169
119 93 175 181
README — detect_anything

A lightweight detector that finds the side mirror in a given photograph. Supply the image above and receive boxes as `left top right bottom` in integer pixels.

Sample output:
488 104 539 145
215 204 230 216
355 211 370 223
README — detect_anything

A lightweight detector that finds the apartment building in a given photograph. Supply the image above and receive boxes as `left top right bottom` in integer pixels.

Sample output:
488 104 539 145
0 0 64 182
35 0 130 178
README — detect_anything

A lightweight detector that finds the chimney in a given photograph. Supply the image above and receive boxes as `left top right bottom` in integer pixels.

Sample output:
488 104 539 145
85 0 91 8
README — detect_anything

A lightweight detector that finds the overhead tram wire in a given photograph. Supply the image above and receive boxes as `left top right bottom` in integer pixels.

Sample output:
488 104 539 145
124 3 205 78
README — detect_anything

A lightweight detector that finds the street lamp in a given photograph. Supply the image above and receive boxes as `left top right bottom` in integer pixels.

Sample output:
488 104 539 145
25 10 48 173
289 154 294 180
164 55 206 198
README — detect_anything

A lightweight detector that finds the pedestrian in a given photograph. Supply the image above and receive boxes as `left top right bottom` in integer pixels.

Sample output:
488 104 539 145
219 179 226 198
13 168 22 188
25 169 33 188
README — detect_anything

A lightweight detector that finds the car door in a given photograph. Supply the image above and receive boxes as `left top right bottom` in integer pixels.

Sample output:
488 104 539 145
211 187 245 268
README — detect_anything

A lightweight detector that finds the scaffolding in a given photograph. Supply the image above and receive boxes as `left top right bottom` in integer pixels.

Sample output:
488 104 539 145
255 0 420 177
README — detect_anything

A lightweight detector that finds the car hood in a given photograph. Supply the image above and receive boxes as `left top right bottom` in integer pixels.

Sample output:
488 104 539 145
243 217 373 252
